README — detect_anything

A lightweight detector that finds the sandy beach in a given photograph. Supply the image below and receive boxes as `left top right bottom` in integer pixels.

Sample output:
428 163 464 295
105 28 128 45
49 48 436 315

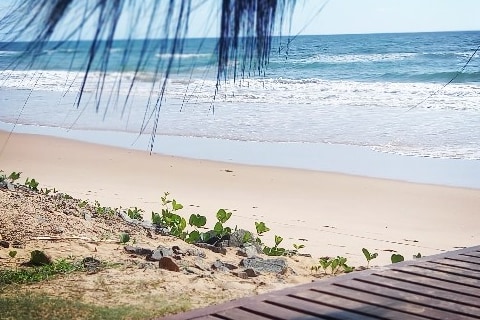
1 129 479 267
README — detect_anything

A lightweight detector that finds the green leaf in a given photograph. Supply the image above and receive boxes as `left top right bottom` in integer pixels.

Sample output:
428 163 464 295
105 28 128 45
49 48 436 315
293 244 305 250
216 209 232 224
171 199 183 211
8 251 17 258
362 248 370 260
391 254 405 264
186 230 201 243
242 231 252 243
255 221 270 235
189 214 207 228
274 235 283 247
214 222 224 234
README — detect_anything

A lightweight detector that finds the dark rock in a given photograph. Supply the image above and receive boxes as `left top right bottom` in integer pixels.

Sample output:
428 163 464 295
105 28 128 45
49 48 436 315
158 256 180 272
172 246 183 255
228 229 254 247
0 181 7 189
83 257 102 273
239 257 288 274
194 243 227 255
124 246 153 256
0 240 10 248
212 259 238 271
29 250 52 266
236 245 259 258
12 241 24 249
205 234 230 246
244 268 259 277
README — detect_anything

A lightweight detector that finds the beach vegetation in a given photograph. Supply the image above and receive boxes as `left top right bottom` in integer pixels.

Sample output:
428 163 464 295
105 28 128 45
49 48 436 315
263 235 287 256
78 200 88 208
292 243 305 255
93 200 116 216
391 254 405 263
362 248 378 268
255 221 270 235
0 258 81 286
8 250 17 259
0 293 191 320
7 171 22 183
312 256 354 275
126 207 144 221
213 209 233 238
24 177 39 191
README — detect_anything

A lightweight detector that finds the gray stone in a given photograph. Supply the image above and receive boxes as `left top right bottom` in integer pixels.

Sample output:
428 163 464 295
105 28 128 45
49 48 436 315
149 246 174 261
228 229 254 247
239 257 288 274
212 259 238 271
6 182 15 191
0 181 7 188
236 244 259 258
185 248 206 258
233 271 248 279
124 245 153 256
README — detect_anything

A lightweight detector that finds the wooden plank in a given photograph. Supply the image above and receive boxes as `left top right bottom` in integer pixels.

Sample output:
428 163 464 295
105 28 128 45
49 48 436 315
310 284 458 320
162 246 480 320
215 307 272 320
266 294 376 320
417 262 480 279
397 265 480 288
460 251 480 258
431 258 480 271
292 289 429 320
240 301 321 320
336 279 480 319
193 316 226 320
363 273 480 307
376 269 480 298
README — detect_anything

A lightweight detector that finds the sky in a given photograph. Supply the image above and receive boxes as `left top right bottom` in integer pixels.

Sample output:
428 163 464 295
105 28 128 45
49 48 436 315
186 0 480 38
1 0 480 40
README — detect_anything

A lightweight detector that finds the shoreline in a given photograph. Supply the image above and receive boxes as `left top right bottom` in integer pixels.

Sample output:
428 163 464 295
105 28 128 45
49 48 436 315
1 129 480 266
2 122 480 190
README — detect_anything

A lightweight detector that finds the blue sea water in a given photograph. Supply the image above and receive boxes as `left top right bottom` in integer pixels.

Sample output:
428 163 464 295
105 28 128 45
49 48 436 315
0 31 479 183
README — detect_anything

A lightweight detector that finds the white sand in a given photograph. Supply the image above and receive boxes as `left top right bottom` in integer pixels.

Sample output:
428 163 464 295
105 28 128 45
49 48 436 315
1 130 479 266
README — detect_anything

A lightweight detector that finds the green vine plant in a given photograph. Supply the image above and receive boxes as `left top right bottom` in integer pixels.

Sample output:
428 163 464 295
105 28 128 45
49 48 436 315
362 248 378 268
312 256 355 275
8 171 22 183
391 254 405 264
24 177 39 191
263 235 287 256
126 207 144 221
93 200 116 216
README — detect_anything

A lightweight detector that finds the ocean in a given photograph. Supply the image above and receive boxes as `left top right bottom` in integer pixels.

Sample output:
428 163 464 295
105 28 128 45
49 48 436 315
1 31 479 187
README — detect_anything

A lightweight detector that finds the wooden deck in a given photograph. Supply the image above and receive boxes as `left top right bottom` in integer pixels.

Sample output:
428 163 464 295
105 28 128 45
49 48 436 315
162 246 480 320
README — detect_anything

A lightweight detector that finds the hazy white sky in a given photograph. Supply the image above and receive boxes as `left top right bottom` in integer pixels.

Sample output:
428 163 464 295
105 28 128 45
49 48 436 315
186 0 480 38
1 0 480 40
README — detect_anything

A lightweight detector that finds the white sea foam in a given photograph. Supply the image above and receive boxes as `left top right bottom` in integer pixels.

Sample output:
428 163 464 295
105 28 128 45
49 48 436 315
1 69 479 160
